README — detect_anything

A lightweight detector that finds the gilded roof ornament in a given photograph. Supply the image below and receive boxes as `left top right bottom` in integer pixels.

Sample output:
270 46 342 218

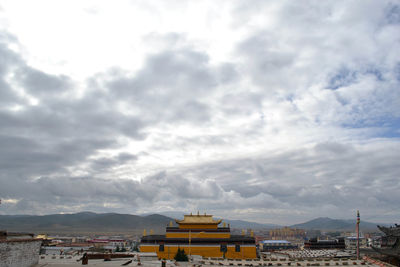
175 213 222 225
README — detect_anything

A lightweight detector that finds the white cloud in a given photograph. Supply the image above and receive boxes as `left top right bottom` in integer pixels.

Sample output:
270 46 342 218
0 0 399 224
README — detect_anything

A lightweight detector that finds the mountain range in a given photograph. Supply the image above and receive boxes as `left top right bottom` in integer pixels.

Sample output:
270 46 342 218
0 212 171 235
0 212 389 234
290 217 388 231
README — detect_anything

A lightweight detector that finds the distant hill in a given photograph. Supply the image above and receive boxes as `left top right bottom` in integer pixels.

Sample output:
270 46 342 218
0 211 281 234
141 211 186 220
0 212 172 235
290 217 386 231
0 212 388 235
219 218 280 229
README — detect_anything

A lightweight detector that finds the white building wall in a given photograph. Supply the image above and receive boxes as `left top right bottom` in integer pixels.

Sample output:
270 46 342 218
0 239 41 267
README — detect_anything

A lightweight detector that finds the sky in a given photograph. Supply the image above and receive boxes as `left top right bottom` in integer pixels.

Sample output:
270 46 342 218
0 0 399 225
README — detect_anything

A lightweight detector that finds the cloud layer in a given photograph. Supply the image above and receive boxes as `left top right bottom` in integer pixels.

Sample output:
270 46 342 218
0 0 399 224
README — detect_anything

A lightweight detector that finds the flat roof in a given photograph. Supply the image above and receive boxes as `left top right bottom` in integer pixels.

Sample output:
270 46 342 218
37 254 397 267
261 240 290 244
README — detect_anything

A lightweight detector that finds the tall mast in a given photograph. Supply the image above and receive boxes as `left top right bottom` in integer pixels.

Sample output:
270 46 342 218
356 210 360 260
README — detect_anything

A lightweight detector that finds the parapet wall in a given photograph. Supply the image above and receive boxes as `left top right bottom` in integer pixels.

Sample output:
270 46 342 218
0 239 42 267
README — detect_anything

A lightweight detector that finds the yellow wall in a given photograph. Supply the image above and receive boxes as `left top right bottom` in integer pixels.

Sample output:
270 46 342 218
165 232 230 239
178 224 219 229
140 244 257 260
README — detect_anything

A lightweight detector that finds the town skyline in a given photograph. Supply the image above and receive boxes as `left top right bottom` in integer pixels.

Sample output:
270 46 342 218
0 209 395 226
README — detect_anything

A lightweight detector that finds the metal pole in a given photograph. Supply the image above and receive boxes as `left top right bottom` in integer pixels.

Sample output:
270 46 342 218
189 230 191 261
356 210 360 260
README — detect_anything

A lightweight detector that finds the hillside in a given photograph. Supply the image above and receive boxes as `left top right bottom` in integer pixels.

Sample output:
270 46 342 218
290 217 384 231
0 212 172 234
221 218 280 229
0 212 387 234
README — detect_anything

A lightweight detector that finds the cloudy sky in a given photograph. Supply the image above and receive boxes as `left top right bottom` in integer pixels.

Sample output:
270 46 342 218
0 0 399 225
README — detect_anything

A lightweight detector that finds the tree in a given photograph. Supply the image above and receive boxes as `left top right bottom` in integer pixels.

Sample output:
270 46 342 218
174 247 188 261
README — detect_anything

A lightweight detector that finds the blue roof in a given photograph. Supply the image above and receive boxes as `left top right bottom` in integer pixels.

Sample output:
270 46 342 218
261 240 290 244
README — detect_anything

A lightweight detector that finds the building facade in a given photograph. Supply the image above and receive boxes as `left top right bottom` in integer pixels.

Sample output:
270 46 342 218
260 240 298 251
345 236 366 249
140 213 257 259
304 238 345 250
269 227 305 240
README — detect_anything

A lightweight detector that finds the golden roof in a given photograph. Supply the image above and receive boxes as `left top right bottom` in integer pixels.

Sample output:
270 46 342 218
35 234 54 239
175 213 222 225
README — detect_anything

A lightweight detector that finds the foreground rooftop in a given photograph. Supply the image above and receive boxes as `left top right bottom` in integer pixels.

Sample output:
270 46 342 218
36 253 395 267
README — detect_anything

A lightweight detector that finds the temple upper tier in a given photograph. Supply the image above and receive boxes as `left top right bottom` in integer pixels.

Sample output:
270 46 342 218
175 213 222 229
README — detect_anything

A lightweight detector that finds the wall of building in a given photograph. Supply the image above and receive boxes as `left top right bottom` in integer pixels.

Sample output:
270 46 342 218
165 232 231 238
0 239 41 267
140 244 257 259
178 224 219 229
269 227 305 239
345 237 367 249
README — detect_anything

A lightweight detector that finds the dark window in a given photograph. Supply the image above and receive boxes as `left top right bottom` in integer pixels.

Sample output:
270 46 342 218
235 244 240 252
159 244 164 251
220 244 227 252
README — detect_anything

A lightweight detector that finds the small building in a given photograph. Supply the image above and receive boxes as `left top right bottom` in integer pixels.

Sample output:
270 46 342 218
304 238 345 250
269 227 306 239
88 238 127 250
367 237 381 248
88 238 110 248
260 240 298 251
140 213 257 259
345 236 366 249
48 236 75 244
41 243 93 255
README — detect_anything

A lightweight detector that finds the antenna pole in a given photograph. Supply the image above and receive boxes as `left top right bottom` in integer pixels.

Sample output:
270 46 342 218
356 210 360 260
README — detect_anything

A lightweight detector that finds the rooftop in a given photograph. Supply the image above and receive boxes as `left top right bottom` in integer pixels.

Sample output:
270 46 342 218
261 240 291 244
37 253 396 267
175 213 222 225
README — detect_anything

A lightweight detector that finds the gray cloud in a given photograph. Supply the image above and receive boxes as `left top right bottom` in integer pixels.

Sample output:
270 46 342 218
1 136 399 223
0 34 25 106
385 3 400 25
15 67 73 97
0 1 399 225
96 48 239 125
163 141 400 222
0 32 147 188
